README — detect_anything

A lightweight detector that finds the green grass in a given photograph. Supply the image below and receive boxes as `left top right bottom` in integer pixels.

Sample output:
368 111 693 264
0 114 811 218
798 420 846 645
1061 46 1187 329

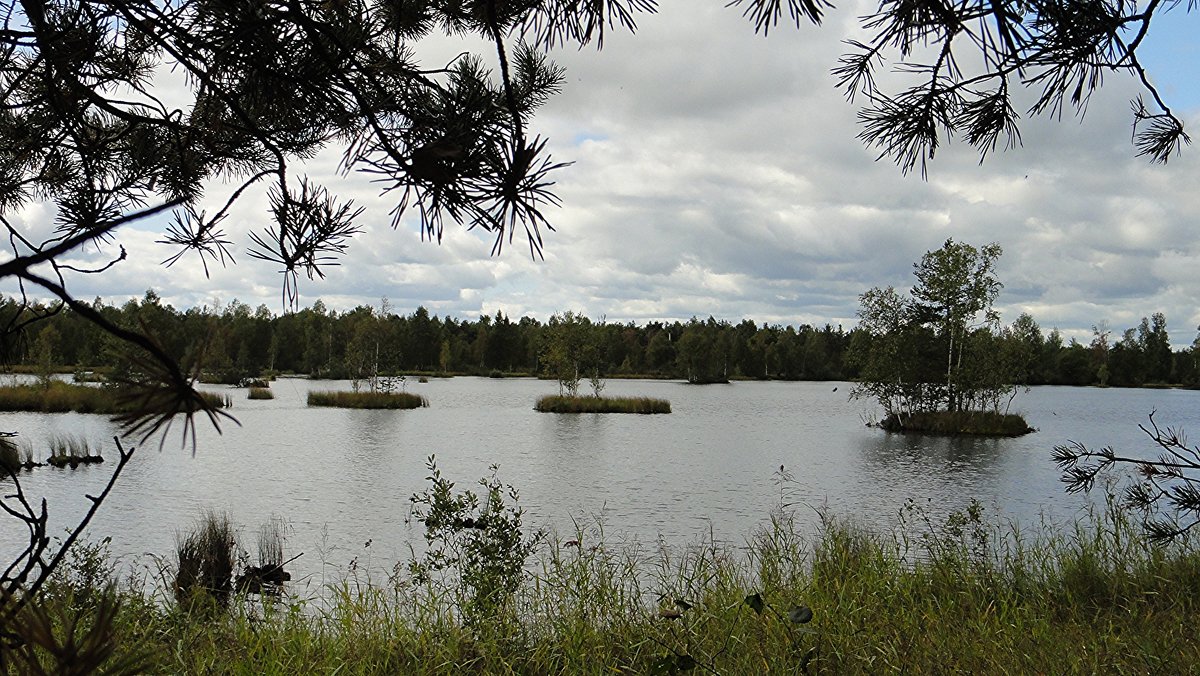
880 410 1034 436
0 381 231 414
535 395 672 414
307 390 429 409
25 500 1200 674
247 387 274 400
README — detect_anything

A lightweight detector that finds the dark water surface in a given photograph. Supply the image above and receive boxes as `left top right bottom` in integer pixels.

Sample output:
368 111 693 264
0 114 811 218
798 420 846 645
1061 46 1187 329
3 377 1198 588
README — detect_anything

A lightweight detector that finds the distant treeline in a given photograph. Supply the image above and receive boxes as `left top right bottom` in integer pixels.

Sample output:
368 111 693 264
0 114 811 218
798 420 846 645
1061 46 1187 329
2 292 1198 388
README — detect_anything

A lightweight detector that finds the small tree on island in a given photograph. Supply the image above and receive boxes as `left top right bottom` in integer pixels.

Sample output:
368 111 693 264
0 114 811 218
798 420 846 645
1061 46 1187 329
849 239 1030 435
541 311 603 397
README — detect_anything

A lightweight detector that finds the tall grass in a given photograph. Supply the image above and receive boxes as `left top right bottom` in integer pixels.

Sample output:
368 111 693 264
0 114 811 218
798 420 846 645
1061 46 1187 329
36 498 1200 674
247 387 274 400
175 510 239 611
46 434 102 467
307 390 428 409
535 395 671 414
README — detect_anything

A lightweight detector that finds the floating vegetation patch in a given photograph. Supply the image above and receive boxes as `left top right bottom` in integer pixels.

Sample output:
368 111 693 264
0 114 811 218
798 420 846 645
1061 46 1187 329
47 434 103 468
535 395 671 414
306 390 428 409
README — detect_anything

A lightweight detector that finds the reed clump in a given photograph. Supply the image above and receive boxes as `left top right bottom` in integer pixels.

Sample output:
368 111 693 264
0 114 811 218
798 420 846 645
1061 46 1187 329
247 387 274 400
307 390 428 409
46 434 103 468
535 395 671 414
175 510 239 611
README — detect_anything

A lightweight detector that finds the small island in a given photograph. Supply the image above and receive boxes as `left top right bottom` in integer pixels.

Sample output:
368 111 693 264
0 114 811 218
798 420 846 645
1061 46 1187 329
307 390 427 409
535 394 670 414
850 239 1034 437
536 312 671 414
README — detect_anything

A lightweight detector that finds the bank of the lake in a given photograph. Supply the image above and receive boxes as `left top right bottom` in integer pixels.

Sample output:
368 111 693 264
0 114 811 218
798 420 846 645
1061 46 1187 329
28 500 1200 675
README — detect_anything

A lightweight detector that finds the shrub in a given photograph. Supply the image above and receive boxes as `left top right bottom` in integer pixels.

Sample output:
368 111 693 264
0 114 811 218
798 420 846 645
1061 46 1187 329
407 456 545 627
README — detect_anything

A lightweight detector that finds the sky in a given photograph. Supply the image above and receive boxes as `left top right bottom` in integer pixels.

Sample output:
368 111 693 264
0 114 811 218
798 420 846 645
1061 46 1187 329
9 2 1200 346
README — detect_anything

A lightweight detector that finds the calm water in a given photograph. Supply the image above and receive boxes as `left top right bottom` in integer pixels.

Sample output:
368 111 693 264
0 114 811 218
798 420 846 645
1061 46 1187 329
3 377 1199 587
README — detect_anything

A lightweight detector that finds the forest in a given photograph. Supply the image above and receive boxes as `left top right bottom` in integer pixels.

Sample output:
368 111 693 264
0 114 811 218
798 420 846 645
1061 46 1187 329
3 291 1198 390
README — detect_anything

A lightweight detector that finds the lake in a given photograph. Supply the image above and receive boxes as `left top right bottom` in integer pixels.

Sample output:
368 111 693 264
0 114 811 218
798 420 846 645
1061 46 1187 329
2 377 1198 589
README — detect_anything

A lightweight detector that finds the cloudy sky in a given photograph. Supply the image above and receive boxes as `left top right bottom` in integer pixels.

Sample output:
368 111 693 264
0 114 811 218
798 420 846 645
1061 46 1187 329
11 2 1200 345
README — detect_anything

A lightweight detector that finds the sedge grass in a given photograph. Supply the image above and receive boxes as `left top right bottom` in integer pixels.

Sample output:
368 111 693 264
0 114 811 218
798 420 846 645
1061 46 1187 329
42 499 1200 674
535 395 671 414
46 434 102 467
0 381 231 414
307 390 428 409
247 387 275 400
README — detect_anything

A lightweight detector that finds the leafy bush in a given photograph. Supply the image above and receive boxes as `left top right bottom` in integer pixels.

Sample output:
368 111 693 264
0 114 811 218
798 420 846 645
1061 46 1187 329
406 456 545 627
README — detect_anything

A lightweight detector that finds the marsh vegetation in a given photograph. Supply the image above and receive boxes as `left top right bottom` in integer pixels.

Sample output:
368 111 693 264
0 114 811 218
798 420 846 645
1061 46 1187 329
534 395 671 414
306 390 428 409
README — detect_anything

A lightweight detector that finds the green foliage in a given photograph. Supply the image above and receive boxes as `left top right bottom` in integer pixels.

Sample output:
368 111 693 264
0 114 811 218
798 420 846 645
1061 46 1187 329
406 456 545 628
541 311 602 397
5 295 1200 389
534 394 671 414
850 240 1031 433
306 390 427 409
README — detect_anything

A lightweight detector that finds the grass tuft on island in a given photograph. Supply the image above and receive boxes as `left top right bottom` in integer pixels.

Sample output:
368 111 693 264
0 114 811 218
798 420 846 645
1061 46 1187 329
0 381 231 414
307 390 428 409
879 410 1034 436
247 387 274 400
535 394 671 414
